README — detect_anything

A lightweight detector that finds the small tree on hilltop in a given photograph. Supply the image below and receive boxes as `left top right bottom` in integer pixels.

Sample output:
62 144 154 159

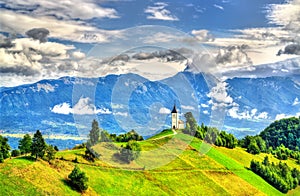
18 134 32 155
88 119 100 146
68 165 88 192
31 130 46 160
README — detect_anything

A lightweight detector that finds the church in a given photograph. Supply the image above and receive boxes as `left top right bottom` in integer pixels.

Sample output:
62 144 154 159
171 104 185 129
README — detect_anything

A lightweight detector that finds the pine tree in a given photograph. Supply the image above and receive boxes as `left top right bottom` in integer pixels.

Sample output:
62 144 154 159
68 166 88 192
18 134 32 154
31 130 46 160
45 145 56 162
0 135 11 162
89 120 100 146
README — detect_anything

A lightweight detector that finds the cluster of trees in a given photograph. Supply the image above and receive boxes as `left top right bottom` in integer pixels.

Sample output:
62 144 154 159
271 144 300 162
0 135 10 163
110 130 143 142
251 156 300 193
17 131 58 162
86 120 142 163
183 112 238 149
239 135 267 154
260 117 300 151
87 120 143 147
0 130 58 163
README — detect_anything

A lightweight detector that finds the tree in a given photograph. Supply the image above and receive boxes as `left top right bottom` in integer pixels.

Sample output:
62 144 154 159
247 140 260 154
68 166 88 192
31 130 46 160
11 149 21 157
45 145 56 162
89 120 100 146
184 112 198 135
0 135 11 162
119 141 141 163
18 134 32 154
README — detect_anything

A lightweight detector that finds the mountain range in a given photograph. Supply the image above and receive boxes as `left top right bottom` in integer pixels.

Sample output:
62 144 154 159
1 71 300 149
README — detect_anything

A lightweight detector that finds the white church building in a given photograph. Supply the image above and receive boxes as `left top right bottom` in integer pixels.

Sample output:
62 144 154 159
171 104 185 130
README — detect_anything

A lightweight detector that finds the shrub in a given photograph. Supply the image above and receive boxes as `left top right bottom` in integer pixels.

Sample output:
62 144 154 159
68 166 88 192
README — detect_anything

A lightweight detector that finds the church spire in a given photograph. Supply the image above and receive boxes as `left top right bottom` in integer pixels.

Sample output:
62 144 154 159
171 104 177 113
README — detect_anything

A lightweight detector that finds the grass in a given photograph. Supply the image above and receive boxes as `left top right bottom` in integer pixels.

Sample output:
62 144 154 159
1 132 299 195
148 129 174 140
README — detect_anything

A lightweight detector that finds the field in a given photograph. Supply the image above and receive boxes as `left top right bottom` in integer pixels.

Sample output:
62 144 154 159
0 132 299 195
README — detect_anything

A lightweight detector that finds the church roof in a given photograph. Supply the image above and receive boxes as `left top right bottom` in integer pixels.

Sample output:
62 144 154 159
171 105 177 113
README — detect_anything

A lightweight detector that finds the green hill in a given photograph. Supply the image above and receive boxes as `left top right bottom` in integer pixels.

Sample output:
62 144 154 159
260 117 300 150
1 132 300 195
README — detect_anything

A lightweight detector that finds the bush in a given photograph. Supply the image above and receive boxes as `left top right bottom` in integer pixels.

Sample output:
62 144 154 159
11 149 21 157
68 166 88 192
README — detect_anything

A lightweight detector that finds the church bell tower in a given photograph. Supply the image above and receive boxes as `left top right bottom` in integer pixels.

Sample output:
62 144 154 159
171 104 178 129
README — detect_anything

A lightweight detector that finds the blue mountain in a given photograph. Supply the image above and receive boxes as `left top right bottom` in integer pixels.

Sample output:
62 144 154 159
1 72 300 149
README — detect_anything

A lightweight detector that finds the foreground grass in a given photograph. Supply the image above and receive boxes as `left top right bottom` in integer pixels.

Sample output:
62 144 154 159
1 132 298 195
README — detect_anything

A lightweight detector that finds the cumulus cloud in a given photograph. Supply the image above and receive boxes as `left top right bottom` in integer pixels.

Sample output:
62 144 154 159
159 107 171 114
3 0 118 20
267 0 300 56
228 107 269 120
131 49 187 62
207 82 235 110
50 97 112 115
191 29 214 42
72 51 86 59
215 45 252 66
0 9 121 43
277 44 300 55
26 28 50 43
145 2 179 21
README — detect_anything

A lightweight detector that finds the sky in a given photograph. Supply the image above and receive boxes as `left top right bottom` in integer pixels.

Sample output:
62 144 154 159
0 0 300 87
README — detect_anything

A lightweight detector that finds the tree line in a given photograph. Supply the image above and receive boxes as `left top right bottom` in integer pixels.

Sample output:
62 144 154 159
183 112 238 149
85 119 142 163
251 156 300 193
0 130 58 163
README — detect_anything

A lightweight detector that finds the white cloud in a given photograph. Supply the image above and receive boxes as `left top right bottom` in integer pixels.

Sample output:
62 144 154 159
275 112 300 120
207 82 235 110
292 97 300 105
214 4 224 10
159 107 171 114
228 107 269 120
0 9 121 43
201 103 209 108
114 112 128 117
3 0 118 20
50 97 112 115
191 29 214 42
181 105 195 110
203 110 209 114
37 83 55 93
267 0 300 34
51 102 73 115
143 32 181 44
145 2 179 21
72 51 86 59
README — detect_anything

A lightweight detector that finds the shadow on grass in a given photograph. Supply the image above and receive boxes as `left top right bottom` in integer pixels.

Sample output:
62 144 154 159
112 153 130 165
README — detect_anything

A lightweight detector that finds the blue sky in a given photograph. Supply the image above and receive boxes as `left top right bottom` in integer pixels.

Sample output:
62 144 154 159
0 0 299 86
